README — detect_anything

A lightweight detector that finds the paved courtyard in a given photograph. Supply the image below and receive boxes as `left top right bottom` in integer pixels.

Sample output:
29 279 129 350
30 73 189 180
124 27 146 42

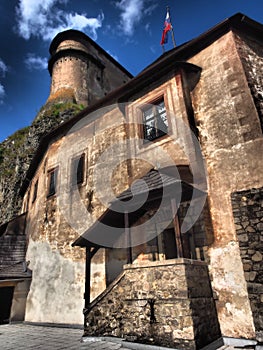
0 323 253 350
0 324 130 350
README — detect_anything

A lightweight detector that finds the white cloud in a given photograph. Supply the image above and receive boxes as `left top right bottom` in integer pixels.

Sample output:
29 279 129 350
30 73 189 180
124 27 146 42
116 0 145 36
145 23 151 34
43 12 104 41
0 59 7 104
144 3 158 16
0 59 8 77
0 84 5 104
15 0 104 41
24 54 48 71
115 0 157 36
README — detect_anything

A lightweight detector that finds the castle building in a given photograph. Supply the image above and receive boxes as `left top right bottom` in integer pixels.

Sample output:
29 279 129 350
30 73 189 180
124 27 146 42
47 29 132 105
0 13 262 349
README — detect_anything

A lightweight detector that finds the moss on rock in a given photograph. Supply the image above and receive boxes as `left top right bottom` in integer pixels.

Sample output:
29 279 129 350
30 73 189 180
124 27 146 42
0 101 84 224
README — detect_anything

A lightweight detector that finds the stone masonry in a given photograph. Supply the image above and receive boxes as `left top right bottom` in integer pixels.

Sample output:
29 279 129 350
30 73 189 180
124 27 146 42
231 187 263 340
85 259 221 350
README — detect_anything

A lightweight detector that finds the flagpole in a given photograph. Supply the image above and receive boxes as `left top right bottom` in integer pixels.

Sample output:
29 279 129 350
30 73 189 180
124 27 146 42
167 6 176 48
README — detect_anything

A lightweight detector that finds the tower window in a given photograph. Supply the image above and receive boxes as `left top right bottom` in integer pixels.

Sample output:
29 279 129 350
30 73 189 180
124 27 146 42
47 168 58 197
32 180 38 203
72 154 85 186
142 98 168 142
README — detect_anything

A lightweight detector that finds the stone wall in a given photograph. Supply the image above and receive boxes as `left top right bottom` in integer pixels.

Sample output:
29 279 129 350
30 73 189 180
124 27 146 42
189 30 263 339
231 187 263 339
49 53 90 105
85 259 221 350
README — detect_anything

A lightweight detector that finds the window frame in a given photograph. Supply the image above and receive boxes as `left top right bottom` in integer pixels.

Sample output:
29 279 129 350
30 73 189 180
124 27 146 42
71 153 85 187
140 96 169 143
47 167 58 198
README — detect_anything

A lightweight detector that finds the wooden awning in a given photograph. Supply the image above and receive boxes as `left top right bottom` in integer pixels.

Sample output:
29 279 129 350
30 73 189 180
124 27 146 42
72 169 206 248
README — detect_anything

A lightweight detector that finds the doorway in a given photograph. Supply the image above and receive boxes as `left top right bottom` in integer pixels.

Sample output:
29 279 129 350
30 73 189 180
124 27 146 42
0 287 14 324
162 228 177 259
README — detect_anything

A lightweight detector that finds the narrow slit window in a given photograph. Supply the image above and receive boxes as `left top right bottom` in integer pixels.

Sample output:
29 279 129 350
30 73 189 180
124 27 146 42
142 98 168 142
72 154 85 186
32 180 38 203
47 168 58 197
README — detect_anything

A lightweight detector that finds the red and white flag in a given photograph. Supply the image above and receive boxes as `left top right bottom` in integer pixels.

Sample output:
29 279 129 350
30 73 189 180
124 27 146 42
160 9 172 45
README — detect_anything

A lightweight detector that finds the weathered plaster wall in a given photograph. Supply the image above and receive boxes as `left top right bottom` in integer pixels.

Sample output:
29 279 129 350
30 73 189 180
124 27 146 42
85 259 221 350
10 280 31 322
24 107 130 323
189 31 263 338
20 27 263 338
231 187 263 339
126 73 201 182
24 67 207 326
25 241 85 324
235 33 263 132
24 139 87 324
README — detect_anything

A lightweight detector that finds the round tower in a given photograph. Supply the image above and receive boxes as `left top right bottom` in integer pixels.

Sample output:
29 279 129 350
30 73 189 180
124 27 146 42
48 30 92 106
47 30 132 107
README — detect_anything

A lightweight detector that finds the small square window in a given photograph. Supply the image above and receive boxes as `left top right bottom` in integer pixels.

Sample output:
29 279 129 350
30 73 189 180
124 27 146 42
142 98 168 142
47 168 58 197
32 180 38 203
72 154 85 186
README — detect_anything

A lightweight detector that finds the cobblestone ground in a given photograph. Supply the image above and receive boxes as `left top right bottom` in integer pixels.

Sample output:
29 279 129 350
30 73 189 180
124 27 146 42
0 324 130 350
0 323 253 350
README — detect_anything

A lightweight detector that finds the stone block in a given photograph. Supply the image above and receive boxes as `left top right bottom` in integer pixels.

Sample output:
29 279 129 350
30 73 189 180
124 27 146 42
249 271 257 281
238 234 249 242
252 252 263 262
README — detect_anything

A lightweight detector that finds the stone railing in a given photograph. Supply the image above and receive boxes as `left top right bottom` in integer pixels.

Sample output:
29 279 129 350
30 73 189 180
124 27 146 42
84 258 221 350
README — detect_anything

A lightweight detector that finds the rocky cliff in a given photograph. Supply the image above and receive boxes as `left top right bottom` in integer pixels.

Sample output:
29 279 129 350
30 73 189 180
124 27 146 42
0 101 84 225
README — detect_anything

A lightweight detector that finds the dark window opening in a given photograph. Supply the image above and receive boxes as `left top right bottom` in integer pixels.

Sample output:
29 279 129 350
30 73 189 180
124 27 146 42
32 180 38 203
72 154 85 186
162 228 177 259
143 99 168 142
0 287 14 324
47 168 58 197
129 200 207 263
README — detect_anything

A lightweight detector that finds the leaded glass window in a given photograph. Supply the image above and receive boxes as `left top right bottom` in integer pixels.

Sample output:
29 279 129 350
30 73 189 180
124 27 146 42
143 99 168 141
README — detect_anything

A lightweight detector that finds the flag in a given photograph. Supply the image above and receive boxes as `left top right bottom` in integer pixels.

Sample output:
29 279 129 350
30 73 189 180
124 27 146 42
160 9 172 45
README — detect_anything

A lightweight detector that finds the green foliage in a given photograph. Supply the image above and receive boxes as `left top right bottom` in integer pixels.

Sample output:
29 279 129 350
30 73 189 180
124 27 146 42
34 102 85 123
0 102 85 178
0 126 30 176
8 126 30 146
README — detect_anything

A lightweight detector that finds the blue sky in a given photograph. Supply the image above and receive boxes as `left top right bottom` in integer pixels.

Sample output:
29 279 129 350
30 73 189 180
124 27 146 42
0 0 262 142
